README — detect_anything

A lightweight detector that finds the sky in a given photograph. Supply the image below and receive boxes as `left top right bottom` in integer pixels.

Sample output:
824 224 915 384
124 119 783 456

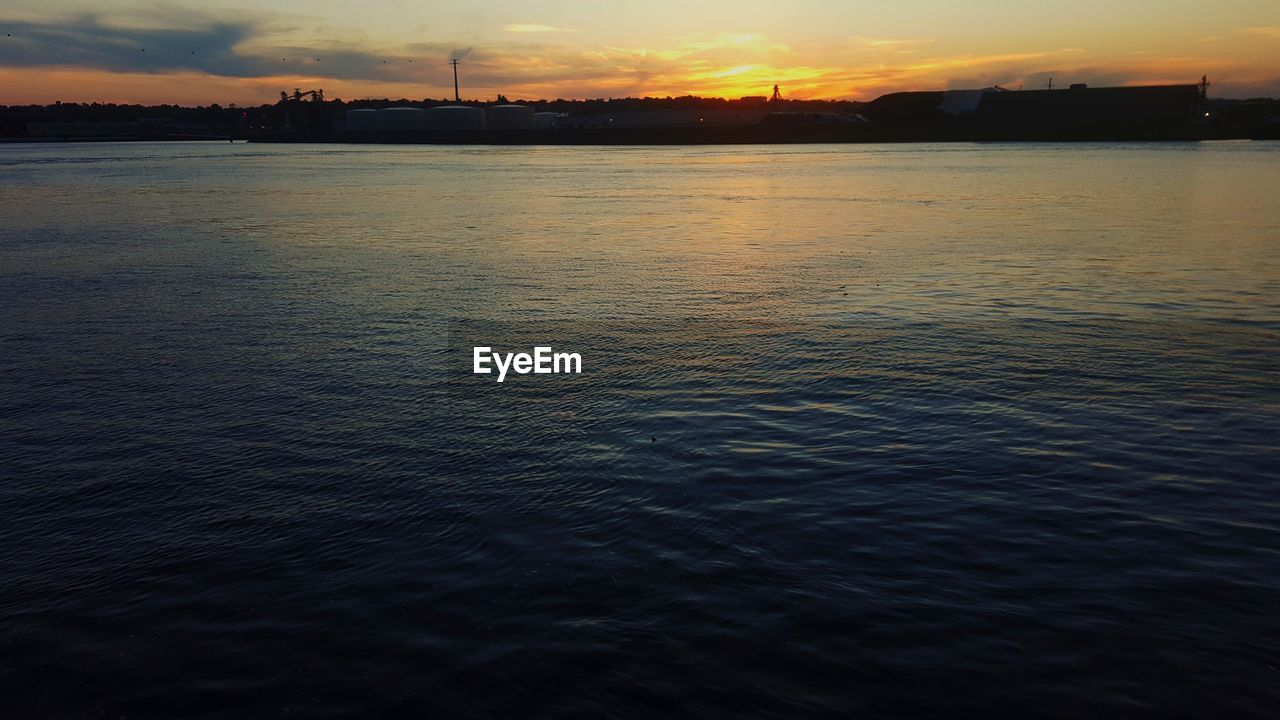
1 1 1279 105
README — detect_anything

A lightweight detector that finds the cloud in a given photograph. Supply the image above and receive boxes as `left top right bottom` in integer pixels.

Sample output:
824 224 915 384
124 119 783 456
0 10 1273 103
502 24 573 34
1243 26 1280 39
0 12 264 76
0 11 488 85
848 36 934 51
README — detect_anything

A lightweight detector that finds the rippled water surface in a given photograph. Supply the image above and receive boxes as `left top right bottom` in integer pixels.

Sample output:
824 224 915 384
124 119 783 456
3 141 1280 718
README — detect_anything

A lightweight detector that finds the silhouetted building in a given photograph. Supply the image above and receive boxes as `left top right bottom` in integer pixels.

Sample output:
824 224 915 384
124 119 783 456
973 84 1204 139
860 91 945 125
939 88 1002 116
558 109 769 129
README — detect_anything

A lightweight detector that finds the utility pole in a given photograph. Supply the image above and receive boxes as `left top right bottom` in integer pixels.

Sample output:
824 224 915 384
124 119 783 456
451 59 460 102
1048 77 1053 91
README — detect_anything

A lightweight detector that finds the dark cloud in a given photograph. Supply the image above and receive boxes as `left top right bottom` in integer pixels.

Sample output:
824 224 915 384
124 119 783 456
0 12 478 83
0 13 264 75
0 11 667 97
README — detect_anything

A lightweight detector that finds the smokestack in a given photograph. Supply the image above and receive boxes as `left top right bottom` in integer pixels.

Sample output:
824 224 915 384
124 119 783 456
451 59 460 102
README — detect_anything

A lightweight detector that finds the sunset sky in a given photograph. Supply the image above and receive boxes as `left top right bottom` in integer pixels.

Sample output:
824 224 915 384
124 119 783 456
2 0 1279 105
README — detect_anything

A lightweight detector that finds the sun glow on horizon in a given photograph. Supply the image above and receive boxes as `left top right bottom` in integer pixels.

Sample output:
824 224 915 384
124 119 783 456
0 2 1278 104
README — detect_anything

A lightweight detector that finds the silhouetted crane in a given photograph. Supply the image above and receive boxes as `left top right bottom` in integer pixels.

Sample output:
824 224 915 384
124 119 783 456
280 88 326 103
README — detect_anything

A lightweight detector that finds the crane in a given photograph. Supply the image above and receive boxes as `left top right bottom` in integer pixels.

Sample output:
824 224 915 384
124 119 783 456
280 88 326 103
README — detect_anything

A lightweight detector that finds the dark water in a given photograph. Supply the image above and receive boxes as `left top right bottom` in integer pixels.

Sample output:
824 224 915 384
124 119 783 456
3 141 1279 718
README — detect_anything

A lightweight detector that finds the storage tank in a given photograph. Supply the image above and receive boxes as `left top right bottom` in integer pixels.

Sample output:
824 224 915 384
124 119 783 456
486 104 535 131
344 108 379 131
377 107 430 131
533 112 564 130
426 105 486 131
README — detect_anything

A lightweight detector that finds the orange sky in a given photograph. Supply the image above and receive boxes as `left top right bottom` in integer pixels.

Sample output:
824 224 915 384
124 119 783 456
2 3 1279 104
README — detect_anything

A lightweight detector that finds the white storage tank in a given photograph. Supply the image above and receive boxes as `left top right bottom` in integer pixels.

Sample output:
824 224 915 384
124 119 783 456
426 105 486 131
377 107 430 131
344 108 379 131
486 104 535 131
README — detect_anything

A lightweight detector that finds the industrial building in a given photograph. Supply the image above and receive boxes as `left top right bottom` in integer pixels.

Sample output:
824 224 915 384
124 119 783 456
341 105 492 133
557 109 770 130
972 83 1206 139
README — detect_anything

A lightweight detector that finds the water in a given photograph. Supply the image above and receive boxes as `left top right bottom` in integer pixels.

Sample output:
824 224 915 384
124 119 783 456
2 141 1279 718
